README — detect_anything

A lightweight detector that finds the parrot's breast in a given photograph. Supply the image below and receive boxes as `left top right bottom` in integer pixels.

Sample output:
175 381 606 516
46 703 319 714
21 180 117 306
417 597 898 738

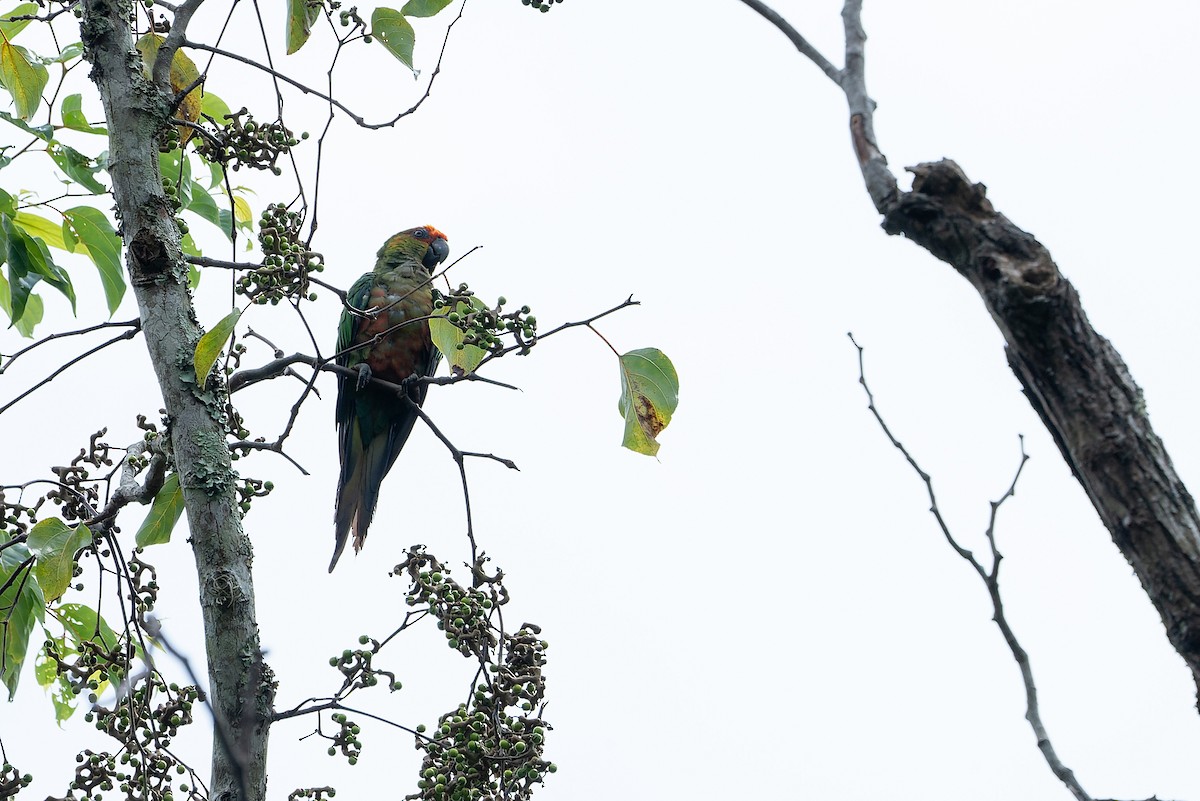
355 271 433 383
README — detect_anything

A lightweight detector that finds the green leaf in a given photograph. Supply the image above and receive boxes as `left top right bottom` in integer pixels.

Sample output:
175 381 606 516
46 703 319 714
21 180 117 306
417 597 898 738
63 206 125 315
205 159 226 189
0 3 38 40
286 0 321 55
47 142 107 194
56 603 118 652
1 541 45 699
185 181 234 240
34 643 56 688
4 212 75 319
13 210 65 250
429 302 487 374
200 90 231 124
400 0 454 16
182 231 202 260
0 109 51 139
46 41 84 64
28 519 92 603
371 8 416 73
60 93 106 135
0 271 42 336
0 40 47 119
617 348 679 457
50 674 76 722
135 472 185 547
194 308 240 389
0 185 14 216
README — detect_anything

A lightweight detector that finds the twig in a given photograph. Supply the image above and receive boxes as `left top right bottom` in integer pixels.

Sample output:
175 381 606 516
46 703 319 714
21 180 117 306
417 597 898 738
183 2 463 132
0 326 142 416
849 333 1092 801
0 318 140 374
736 0 843 84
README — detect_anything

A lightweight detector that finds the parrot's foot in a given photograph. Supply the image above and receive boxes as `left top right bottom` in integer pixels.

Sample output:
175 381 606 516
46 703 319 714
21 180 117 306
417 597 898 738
356 363 373 391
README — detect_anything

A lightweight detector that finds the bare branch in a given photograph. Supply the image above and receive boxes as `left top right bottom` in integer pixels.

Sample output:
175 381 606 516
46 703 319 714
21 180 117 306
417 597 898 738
850 334 1092 801
183 1 464 132
735 0 843 84
0 326 142 416
0 318 140 375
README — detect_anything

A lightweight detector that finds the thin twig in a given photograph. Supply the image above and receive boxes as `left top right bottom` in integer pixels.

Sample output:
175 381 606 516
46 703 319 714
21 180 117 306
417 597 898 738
0 326 142 416
849 333 1092 801
736 0 843 84
183 2 464 132
0 318 140 374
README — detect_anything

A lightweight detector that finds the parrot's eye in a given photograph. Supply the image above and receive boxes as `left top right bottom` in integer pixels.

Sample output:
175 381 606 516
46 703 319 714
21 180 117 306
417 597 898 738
413 228 428 239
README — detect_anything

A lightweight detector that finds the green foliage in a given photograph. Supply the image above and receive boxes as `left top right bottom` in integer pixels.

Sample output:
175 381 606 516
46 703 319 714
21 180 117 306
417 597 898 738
1 540 44 699
0 3 37 39
27 518 92 603
0 271 42 335
430 286 538 373
60 93 106 135
371 8 417 73
62 207 125 315
2 212 77 322
47 142 107 194
401 0 455 17
286 0 322 54
134 472 185 548
194 308 242 390
617 348 679 456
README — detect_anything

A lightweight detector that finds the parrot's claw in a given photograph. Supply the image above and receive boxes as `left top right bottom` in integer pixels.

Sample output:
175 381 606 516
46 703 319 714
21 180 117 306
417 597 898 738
356 363 373 391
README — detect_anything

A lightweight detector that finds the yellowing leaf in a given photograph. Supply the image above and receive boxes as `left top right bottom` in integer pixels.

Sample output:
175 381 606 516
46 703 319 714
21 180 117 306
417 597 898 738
194 308 240 389
134 34 202 143
371 8 416 73
134 472 185 548
0 39 48 119
233 195 252 227
617 348 679 457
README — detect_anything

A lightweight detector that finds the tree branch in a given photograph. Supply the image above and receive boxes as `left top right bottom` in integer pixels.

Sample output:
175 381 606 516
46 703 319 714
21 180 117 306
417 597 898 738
851 335 1092 801
744 0 1200 705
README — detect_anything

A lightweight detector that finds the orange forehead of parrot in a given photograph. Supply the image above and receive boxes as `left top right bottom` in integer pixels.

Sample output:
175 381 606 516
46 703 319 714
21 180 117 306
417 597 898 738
421 225 448 241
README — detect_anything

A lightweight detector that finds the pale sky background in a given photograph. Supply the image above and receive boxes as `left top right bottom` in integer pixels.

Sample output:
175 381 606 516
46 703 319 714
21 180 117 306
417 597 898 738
3 1 1200 799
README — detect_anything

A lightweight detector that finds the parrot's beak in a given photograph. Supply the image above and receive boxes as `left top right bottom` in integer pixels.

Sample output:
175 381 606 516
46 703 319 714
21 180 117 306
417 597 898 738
424 237 450 269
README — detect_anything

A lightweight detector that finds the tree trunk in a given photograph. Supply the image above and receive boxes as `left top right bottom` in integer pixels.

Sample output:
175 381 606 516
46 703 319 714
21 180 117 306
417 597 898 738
872 158 1200 706
738 0 1200 709
80 1 273 797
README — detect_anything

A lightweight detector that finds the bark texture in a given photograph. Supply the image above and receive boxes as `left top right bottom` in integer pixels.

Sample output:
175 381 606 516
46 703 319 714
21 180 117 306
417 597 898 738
875 160 1200 702
737 0 1200 707
80 1 273 797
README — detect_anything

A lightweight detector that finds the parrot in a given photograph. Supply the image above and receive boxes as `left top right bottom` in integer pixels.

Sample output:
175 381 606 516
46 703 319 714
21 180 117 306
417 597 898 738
330 225 450 571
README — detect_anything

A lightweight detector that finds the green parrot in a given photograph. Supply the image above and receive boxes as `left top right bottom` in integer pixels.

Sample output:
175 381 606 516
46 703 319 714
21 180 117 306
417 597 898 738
330 225 450 571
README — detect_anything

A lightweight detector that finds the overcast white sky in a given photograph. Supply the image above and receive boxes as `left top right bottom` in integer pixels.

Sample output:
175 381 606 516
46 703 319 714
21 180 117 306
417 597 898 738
4 1 1200 799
